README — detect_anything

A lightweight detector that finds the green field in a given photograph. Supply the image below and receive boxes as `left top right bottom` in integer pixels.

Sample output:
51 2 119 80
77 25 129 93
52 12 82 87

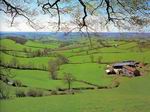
0 36 150 112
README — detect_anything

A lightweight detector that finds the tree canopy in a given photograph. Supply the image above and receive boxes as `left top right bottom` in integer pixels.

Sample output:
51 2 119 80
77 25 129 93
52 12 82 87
0 0 149 32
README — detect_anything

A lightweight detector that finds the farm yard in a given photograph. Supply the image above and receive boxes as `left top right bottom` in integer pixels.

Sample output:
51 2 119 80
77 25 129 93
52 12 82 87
0 35 150 112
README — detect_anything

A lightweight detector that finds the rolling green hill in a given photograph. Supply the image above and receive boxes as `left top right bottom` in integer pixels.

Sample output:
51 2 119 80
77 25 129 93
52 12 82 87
0 37 150 112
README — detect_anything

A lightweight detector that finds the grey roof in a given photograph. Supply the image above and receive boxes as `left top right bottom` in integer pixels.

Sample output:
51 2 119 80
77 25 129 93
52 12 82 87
113 62 136 67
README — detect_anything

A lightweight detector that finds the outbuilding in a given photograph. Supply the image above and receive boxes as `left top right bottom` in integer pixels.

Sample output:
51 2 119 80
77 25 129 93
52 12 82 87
105 60 141 76
123 66 140 77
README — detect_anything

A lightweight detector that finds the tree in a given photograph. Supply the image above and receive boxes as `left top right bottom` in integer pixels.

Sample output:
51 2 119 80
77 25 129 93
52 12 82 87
97 56 103 64
56 55 69 65
23 48 28 53
90 55 94 63
63 72 75 91
48 60 58 80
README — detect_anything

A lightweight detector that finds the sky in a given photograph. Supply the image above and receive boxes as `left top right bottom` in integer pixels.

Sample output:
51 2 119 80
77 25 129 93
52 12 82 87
0 0 149 32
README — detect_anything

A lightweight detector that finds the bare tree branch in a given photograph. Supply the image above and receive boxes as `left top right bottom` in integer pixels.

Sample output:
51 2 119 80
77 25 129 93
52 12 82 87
78 0 88 29
91 0 104 15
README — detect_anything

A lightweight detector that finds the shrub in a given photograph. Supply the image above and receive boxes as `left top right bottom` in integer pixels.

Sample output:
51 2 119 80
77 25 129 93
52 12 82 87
0 75 9 83
36 90 43 97
0 81 10 99
26 89 43 97
13 80 22 87
51 90 58 95
16 90 26 97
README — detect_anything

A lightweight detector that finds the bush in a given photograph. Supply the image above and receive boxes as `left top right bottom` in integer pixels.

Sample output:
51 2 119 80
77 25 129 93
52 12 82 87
16 90 26 97
36 90 43 97
51 90 58 95
0 75 9 83
0 81 10 99
26 89 43 97
13 80 22 87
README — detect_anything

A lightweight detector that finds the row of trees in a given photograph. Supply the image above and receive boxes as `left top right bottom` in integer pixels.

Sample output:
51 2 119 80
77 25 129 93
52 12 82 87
0 57 44 71
23 48 52 57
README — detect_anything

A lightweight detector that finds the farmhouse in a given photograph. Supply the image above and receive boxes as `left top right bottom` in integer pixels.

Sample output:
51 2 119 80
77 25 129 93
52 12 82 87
106 60 141 77
123 66 140 77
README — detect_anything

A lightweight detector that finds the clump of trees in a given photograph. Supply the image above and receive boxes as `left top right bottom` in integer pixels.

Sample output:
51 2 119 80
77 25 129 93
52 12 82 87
59 42 71 48
48 55 69 80
30 49 49 57
56 55 69 65
23 48 51 58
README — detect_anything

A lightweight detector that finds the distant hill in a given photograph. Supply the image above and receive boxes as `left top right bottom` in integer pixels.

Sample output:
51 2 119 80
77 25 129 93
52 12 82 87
0 32 150 40
6 36 27 44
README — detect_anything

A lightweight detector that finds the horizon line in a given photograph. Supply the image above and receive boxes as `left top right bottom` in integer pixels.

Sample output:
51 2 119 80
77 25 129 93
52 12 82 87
0 31 150 33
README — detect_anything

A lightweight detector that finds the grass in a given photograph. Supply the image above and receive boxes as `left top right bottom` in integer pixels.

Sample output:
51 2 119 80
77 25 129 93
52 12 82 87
1 73 150 112
1 52 55 68
0 38 150 112
11 69 62 89
25 40 60 49
58 63 113 86
69 51 150 63
2 68 95 90
0 39 40 51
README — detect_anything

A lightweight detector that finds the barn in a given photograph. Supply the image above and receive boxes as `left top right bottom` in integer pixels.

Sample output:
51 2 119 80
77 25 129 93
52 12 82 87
123 66 141 77
106 60 141 76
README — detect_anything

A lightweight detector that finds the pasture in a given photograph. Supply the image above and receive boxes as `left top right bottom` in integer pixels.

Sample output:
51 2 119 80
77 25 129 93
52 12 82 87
0 36 150 112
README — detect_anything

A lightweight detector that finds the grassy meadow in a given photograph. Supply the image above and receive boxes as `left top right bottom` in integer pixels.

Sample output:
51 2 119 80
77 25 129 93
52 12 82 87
0 35 150 112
